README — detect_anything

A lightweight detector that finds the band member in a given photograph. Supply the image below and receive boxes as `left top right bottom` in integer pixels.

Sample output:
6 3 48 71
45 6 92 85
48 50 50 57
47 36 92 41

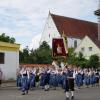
16 67 22 89
84 69 90 88
20 67 30 95
89 69 95 87
57 68 63 87
35 68 40 87
65 65 75 100
40 68 45 89
49 67 58 90
75 68 83 89
28 68 36 89
95 71 100 87
44 68 50 91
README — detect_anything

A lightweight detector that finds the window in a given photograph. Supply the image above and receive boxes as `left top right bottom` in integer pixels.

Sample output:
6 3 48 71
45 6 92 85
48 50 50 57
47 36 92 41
89 47 92 51
0 52 5 64
74 40 77 48
81 47 84 52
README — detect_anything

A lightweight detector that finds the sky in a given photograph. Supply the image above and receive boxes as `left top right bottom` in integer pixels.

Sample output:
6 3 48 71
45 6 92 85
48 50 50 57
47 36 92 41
0 0 98 50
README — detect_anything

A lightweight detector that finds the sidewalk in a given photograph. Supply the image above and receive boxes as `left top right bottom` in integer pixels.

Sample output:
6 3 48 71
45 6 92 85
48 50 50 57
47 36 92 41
1 81 16 88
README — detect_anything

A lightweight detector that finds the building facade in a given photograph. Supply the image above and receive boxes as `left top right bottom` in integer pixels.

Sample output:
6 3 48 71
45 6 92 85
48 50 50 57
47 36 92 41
0 41 20 80
75 36 100 59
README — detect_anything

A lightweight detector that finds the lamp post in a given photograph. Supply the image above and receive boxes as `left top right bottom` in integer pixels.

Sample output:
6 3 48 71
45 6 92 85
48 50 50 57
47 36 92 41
94 0 100 41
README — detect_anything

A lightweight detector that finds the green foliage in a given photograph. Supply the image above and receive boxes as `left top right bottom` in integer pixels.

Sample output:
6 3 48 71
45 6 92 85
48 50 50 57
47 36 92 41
19 46 30 64
36 41 52 64
39 41 50 49
97 67 100 71
87 55 100 68
67 48 77 65
0 33 15 43
67 48 100 68
19 41 52 64
75 52 88 68
19 43 100 68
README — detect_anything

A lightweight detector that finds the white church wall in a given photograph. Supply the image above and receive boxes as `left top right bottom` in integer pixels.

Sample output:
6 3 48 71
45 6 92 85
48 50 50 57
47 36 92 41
40 14 60 47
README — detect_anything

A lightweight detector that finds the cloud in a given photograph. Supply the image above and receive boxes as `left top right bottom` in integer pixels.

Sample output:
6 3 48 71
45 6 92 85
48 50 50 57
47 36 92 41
0 0 98 50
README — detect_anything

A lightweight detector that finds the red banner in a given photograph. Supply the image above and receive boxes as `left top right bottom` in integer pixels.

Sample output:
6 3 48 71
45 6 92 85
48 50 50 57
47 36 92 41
52 38 67 57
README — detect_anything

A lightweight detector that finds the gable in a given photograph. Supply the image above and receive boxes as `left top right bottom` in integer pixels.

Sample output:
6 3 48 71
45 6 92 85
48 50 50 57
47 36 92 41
40 13 60 46
75 36 100 58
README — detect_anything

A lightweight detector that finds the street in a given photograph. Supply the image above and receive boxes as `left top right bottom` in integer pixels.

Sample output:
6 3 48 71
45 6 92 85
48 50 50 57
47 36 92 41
0 84 100 100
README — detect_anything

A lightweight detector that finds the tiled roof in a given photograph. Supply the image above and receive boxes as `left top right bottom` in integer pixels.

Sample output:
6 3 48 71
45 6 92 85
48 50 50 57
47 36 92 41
19 64 52 68
50 13 98 39
50 13 100 48
90 36 100 48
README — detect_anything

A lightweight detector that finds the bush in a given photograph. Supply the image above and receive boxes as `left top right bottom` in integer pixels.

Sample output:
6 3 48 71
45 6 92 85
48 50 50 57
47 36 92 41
97 67 100 71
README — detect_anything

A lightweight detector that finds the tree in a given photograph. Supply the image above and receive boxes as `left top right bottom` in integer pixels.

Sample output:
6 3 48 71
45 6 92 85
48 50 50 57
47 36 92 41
75 52 88 68
67 49 88 68
19 46 30 64
0 33 15 43
10 37 15 43
36 41 52 64
87 55 100 68
19 50 24 63
39 41 50 49
19 41 52 64
67 48 77 65
28 49 39 64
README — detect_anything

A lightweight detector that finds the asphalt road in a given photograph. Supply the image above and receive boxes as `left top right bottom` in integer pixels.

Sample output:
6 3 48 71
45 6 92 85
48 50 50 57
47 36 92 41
0 85 100 100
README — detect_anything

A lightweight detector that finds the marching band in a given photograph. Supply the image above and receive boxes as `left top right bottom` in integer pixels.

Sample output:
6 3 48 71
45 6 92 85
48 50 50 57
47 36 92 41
16 64 100 100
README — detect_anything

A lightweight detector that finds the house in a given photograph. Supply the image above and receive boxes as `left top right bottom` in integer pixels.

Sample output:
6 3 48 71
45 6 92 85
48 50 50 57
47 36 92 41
0 41 20 80
40 12 100 58
75 36 100 59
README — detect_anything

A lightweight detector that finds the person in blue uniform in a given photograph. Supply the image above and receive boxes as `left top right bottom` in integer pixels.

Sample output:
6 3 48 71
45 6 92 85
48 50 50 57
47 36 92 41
84 69 90 88
89 70 95 87
40 68 45 89
57 68 63 87
35 68 40 87
20 67 30 95
75 70 83 89
16 72 22 89
49 67 58 90
95 71 100 87
28 68 36 89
